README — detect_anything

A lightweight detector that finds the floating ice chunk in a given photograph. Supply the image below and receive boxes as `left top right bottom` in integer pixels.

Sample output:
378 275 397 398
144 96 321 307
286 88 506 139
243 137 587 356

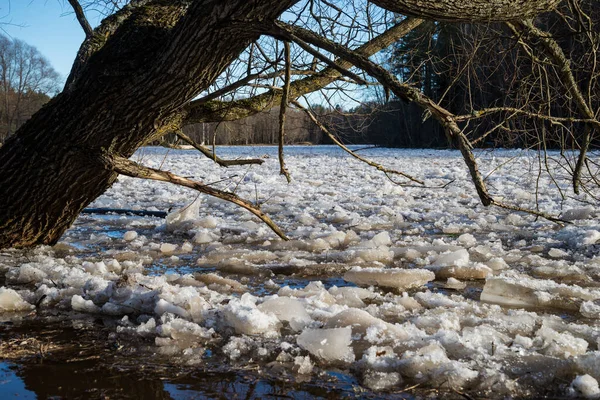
123 231 138 241
136 318 156 336
8 264 47 283
197 216 217 229
561 207 594 221
462 325 511 355
194 229 219 244
580 301 600 319
433 249 469 267
166 198 202 232
505 213 523 225
548 248 569 258
537 325 588 358
325 308 410 342
362 371 402 391
105 259 122 273
576 352 600 380
354 247 394 263
481 272 600 312
457 234 476 247
442 224 461 234
512 334 533 349
82 261 108 276
569 375 600 399
0 288 34 312
159 318 213 342
371 232 392 247
160 243 177 254
306 238 331 252
195 273 247 293
297 327 354 363
223 336 252 360
189 296 208 323
445 278 466 290
155 299 189 319
278 281 337 305
323 231 347 248
328 286 374 308
361 345 400 371
293 355 314 375
258 297 311 331
71 295 101 313
343 267 434 290
181 242 193 253
224 294 281 336
400 343 478 388
583 231 600 246
400 343 449 377
431 262 492 280
485 257 509 271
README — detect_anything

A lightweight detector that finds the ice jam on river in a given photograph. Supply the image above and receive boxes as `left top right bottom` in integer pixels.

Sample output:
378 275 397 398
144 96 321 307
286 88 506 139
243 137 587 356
1 146 599 398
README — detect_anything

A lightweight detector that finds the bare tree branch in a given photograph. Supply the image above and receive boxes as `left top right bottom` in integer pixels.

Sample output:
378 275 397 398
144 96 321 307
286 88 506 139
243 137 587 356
278 41 292 183
67 0 93 39
183 17 424 125
176 130 265 167
292 100 424 185
105 155 288 241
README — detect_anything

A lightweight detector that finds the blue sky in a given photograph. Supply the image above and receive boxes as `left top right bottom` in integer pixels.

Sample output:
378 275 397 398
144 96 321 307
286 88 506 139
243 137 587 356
0 0 102 82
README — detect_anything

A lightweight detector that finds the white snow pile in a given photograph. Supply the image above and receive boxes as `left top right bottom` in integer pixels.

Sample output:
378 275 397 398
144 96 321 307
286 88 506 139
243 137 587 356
2 146 600 397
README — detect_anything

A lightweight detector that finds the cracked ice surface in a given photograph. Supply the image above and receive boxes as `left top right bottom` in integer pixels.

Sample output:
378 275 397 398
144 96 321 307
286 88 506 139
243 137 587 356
1 146 600 398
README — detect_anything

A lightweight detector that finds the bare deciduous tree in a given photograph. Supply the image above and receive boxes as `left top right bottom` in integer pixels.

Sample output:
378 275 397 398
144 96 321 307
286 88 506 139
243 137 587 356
0 34 60 142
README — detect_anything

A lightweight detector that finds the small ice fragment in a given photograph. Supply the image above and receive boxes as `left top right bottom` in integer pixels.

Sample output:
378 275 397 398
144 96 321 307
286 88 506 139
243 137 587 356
294 356 314 374
569 375 600 399
486 257 509 271
457 234 476 247
343 267 434 290
583 231 600 245
445 278 466 290
166 198 202 231
71 295 101 313
580 300 600 319
362 371 402 391
434 249 469 267
181 242 193 253
160 243 177 254
0 288 34 312
197 216 217 229
371 232 392 247
258 297 311 331
224 294 281 336
297 327 354 363
561 207 594 221
123 231 138 241
548 248 569 258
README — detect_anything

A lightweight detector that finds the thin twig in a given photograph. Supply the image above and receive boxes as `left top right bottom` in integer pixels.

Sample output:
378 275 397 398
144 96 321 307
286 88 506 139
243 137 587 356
293 100 424 185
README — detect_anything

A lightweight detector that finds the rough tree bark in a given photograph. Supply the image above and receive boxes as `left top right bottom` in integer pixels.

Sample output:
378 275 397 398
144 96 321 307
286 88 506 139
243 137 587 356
0 0 561 249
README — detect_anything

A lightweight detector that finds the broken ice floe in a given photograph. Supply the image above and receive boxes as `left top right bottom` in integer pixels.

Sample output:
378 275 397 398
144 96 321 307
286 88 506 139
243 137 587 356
343 267 434 290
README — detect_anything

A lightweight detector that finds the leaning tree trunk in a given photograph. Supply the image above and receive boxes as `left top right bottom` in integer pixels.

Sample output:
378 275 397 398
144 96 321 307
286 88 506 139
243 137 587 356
0 0 297 248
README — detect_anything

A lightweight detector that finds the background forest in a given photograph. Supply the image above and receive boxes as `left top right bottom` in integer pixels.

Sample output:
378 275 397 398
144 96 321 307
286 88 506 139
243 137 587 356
2 1 599 150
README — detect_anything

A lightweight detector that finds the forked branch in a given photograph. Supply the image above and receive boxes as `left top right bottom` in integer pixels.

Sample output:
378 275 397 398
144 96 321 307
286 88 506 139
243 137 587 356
106 155 288 240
